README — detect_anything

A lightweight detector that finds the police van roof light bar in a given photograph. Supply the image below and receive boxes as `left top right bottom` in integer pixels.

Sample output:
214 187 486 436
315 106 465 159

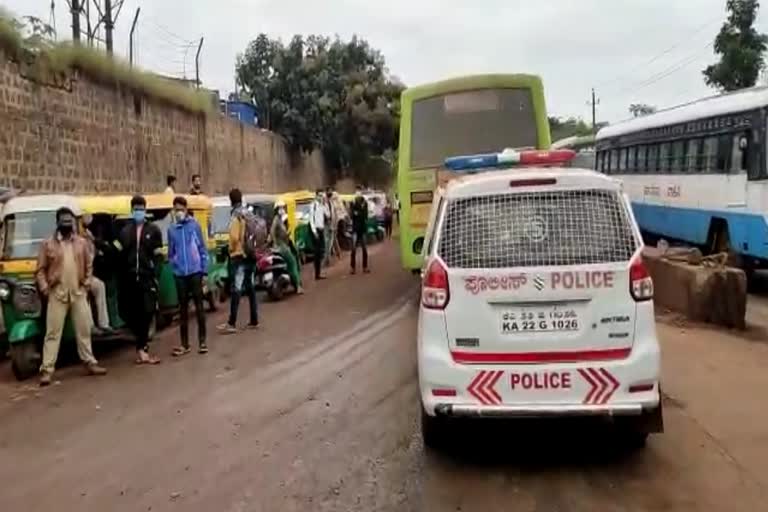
444 149 576 172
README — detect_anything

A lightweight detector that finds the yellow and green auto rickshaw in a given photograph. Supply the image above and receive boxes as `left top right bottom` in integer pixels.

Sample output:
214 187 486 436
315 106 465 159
276 190 315 261
0 194 84 379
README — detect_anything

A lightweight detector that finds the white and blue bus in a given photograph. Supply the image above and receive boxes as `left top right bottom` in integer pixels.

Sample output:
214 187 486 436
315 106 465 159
595 87 768 267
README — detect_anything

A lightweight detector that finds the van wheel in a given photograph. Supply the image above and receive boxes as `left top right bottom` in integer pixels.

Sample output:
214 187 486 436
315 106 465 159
421 407 449 451
10 340 40 381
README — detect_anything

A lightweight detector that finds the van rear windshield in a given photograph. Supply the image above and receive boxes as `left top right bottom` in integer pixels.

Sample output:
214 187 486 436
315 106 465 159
437 189 637 268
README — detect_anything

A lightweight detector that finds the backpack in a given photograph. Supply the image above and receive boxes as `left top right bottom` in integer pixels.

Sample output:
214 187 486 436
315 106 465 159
240 209 268 259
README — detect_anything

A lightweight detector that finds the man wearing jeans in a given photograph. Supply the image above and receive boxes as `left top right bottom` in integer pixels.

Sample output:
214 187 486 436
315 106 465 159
168 196 209 355
218 189 258 333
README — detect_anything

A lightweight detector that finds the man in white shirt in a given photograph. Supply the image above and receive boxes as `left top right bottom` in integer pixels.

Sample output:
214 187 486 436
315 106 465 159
309 189 328 280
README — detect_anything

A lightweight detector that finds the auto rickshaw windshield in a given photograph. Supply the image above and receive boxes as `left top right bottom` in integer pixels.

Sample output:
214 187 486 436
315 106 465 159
212 205 231 235
296 201 312 222
2 211 57 260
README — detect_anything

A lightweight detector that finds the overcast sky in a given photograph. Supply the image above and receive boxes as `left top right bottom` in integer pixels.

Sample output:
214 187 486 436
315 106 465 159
5 0 768 123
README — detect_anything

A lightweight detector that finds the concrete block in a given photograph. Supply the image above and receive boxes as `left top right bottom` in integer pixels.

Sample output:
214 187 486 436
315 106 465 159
643 247 747 329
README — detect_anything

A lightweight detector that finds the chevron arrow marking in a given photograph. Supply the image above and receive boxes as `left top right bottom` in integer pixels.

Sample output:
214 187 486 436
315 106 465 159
578 367 620 405
588 368 608 404
597 368 620 404
467 370 504 405
578 368 598 404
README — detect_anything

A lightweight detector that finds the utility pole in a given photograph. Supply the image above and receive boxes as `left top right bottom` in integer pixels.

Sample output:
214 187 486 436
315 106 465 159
195 37 204 88
589 88 601 135
70 0 81 42
129 7 140 67
104 0 114 54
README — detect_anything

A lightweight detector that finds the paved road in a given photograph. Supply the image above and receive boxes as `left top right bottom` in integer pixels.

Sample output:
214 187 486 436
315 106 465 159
1 241 767 511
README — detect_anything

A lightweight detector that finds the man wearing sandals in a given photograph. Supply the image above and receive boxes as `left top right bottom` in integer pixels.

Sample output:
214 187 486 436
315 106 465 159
115 195 163 365
168 196 209 356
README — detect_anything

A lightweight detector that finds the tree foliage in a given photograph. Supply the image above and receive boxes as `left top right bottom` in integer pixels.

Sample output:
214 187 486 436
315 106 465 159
235 34 403 173
548 116 593 142
704 0 768 91
629 103 657 117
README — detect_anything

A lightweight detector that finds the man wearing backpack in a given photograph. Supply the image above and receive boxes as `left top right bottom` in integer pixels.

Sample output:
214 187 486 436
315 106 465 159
218 189 259 334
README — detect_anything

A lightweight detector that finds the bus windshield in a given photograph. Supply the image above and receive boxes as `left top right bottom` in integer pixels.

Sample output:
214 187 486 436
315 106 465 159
410 88 538 169
2 211 57 260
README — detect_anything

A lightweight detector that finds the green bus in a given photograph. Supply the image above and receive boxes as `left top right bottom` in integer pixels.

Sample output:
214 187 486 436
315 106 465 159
397 74 552 272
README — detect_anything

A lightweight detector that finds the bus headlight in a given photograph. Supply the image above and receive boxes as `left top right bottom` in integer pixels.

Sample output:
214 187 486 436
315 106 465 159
0 282 10 301
13 284 41 317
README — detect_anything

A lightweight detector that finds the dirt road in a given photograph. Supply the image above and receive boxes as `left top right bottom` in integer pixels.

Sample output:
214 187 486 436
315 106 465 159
1 241 768 511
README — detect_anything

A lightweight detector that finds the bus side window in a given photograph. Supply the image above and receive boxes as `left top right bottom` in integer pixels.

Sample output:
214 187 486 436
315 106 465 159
618 148 627 172
659 142 671 173
671 140 685 173
646 144 658 173
637 145 647 172
610 149 618 173
703 137 718 172
686 138 700 173
730 132 748 173
716 134 732 172
627 146 637 172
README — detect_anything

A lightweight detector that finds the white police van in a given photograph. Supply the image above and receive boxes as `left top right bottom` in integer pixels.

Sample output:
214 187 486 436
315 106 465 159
418 149 663 450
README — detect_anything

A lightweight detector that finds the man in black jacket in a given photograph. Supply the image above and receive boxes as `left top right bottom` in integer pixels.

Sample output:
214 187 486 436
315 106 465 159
350 188 370 274
115 195 163 365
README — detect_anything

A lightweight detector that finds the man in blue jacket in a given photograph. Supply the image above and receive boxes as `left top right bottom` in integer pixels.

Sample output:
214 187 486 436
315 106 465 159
168 196 209 355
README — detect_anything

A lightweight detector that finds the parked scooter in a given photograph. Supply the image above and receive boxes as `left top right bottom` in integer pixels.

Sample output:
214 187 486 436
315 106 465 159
254 249 292 301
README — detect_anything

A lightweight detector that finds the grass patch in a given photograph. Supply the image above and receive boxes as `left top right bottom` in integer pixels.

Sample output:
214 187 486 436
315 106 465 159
0 10 24 61
0 11 212 115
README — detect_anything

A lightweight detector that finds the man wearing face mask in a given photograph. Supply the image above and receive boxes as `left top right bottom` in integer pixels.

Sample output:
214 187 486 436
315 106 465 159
36 207 107 386
271 200 304 295
168 196 209 355
115 195 163 365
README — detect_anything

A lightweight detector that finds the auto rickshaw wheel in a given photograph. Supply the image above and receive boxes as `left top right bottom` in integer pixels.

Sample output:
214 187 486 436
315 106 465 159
10 340 40 381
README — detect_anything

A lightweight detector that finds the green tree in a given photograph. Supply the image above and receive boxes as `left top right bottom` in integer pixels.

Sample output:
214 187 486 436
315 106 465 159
629 103 657 117
548 116 592 142
703 0 768 91
235 34 403 175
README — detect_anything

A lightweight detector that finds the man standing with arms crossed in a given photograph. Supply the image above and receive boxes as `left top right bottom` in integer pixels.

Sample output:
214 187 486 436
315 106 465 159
36 207 107 386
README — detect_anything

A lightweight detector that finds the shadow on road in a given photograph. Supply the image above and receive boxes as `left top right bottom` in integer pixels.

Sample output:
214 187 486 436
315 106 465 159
425 418 649 469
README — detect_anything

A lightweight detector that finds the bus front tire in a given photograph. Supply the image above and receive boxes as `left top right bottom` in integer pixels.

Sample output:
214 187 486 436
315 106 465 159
10 340 40 381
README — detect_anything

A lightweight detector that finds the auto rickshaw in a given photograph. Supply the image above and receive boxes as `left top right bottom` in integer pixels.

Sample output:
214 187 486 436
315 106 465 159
275 190 315 261
0 194 84 379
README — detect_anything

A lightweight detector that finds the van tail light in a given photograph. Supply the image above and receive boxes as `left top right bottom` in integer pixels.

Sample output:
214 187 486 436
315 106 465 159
629 258 653 301
422 259 450 310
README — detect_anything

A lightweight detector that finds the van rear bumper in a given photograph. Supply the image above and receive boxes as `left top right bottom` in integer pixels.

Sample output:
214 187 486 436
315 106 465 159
434 402 644 418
